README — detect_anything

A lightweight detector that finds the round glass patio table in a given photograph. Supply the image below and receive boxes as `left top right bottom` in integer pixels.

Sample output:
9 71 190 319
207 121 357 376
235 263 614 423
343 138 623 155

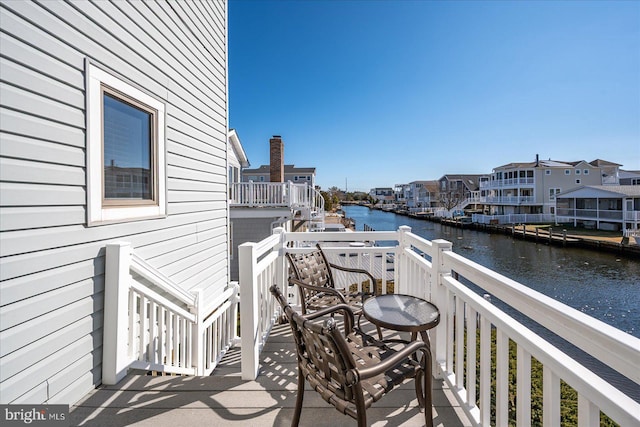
362 294 440 343
362 293 440 420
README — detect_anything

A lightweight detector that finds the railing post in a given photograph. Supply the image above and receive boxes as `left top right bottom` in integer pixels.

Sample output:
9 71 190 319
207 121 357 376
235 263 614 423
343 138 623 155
239 242 260 380
396 225 411 294
248 181 255 206
230 281 240 343
431 239 453 379
103 242 132 385
272 227 288 302
191 288 204 375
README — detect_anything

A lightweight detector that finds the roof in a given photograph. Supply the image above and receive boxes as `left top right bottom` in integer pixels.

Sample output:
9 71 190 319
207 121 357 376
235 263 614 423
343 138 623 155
439 174 485 190
228 129 250 168
619 170 640 179
557 185 640 198
589 159 623 167
494 158 621 170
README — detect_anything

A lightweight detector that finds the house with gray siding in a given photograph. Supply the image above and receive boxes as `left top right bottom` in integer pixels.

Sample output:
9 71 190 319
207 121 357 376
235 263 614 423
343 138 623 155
480 158 620 215
1 0 230 406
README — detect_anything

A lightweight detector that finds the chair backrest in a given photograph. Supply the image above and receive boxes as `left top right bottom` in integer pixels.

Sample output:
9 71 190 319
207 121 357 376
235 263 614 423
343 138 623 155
286 244 336 289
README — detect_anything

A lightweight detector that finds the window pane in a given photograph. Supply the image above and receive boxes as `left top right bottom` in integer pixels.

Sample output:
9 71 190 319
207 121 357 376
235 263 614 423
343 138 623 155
103 93 152 200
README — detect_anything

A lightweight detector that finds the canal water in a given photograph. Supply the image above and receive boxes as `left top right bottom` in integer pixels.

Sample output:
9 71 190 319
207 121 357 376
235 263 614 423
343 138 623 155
343 205 639 400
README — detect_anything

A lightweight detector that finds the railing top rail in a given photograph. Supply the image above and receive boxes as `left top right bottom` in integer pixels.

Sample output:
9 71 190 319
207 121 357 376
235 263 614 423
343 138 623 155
284 230 400 242
131 253 196 306
442 250 640 384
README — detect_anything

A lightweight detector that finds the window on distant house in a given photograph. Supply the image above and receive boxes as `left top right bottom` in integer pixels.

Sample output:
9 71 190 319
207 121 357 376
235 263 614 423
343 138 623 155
545 170 551 175
584 169 589 175
565 170 571 175
576 179 581 184
549 188 561 200
576 169 581 175
86 62 166 225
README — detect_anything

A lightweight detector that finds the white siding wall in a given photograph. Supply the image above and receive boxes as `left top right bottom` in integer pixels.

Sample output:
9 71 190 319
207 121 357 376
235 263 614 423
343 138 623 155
0 0 228 405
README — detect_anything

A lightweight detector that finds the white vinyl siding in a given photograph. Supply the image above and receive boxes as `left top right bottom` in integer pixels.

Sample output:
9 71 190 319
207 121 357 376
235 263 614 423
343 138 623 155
0 0 228 406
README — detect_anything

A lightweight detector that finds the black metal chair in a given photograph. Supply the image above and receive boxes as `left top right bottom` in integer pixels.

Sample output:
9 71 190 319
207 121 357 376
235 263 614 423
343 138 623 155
270 284 432 427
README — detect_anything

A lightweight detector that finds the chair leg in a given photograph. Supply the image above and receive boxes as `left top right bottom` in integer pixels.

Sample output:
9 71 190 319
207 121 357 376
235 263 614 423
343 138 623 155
416 349 434 427
292 367 305 427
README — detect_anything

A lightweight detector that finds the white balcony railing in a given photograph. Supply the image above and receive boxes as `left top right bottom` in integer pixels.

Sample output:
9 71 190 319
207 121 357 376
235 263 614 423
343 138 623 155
481 196 537 204
230 181 316 208
238 227 639 426
102 243 239 384
481 178 535 189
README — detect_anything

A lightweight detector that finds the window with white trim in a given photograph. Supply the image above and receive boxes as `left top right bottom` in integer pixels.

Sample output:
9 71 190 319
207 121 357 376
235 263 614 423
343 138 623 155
545 170 551 175
584 169 589 175
565 169 570 175
576 169 581 175
549 188 561 200
87 63 166 225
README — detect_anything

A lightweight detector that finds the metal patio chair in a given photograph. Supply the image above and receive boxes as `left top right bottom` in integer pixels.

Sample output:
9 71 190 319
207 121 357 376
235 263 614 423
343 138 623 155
270 284 432 427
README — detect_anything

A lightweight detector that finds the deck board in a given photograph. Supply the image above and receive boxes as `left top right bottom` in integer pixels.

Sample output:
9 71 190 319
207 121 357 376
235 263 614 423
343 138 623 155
70 323 472 426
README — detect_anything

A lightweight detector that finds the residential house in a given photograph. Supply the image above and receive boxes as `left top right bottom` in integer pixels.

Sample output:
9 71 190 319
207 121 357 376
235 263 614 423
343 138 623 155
0 0 230 405
437 174 486 212
555 185 640 231
394 183 411 207
369 187 395 204
481 157 619 215
406 180 439 210
230 136 323 281
619 170 640 186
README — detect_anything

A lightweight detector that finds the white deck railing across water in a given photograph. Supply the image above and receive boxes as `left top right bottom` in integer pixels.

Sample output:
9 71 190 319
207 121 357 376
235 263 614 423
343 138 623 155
238 227 640 426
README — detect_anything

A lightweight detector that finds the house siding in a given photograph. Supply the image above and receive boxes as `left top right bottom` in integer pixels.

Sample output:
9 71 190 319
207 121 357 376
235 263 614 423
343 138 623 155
0 0 228 406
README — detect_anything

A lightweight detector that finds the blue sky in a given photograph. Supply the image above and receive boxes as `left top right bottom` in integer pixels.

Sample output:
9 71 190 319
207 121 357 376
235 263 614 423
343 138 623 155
228 0 640 192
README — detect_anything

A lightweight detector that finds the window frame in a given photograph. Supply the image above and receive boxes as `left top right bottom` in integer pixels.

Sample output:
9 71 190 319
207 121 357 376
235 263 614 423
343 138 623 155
86 62 166 225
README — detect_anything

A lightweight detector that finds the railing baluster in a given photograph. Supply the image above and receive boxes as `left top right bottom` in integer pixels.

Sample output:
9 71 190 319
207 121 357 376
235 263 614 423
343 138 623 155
447 291 455 375
496 329 509 426
516 345 531 427
480 316 491 426
577 394 599 427
149 300 157 364
466 306 477 407
543 365 560 426
140 296 148 361
455 297 465 390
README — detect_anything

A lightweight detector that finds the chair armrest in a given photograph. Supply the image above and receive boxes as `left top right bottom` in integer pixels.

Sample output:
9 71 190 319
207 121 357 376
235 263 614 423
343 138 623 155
289 277 347 303
327 262 376 282
327 262 378 295
300 303 355 332
347 339 428 383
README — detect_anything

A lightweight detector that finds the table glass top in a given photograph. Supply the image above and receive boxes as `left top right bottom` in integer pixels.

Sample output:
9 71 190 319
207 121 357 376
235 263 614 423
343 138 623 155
363 294 439 331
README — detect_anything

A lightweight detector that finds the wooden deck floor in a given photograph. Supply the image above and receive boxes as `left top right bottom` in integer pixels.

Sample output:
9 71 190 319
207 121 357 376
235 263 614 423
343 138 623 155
70 323 472 426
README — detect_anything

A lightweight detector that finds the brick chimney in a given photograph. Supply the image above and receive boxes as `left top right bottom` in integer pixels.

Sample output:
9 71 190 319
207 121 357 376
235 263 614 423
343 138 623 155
269 135 284 183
